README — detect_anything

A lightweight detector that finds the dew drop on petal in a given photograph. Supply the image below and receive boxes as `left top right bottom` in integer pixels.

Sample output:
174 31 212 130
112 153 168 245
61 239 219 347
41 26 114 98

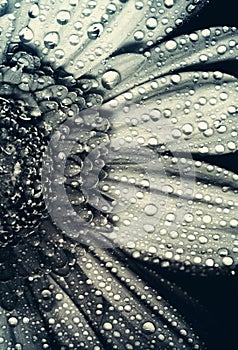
146 17 158 30
44 32 60 49
142 321 156 334
87 22 104 40
135 1 144 10
28 3 40 18
164 0 174 8
8 317 18 327
55 49 65 59
101 70 121 90
69 34 80 46
134 30 145 41
143 224 155 233
144 204 158 216
182 123 194 135
103 322 113 330
165 39 177 52
56 10 71 25
216 45 227 55
106 3 117 14
19 27 34 43
222 256 234 266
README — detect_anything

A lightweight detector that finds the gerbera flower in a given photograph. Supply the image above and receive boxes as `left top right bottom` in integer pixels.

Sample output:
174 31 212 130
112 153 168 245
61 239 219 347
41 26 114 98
0 0 237 349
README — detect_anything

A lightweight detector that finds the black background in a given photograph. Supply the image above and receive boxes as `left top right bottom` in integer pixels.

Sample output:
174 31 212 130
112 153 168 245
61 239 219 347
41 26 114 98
164 1 238 349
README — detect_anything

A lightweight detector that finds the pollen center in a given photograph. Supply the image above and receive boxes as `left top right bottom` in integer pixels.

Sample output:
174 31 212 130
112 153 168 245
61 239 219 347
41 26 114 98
0 97 46 243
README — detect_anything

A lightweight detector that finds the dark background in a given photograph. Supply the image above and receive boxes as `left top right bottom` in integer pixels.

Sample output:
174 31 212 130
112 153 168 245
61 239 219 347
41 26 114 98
163 1 238 349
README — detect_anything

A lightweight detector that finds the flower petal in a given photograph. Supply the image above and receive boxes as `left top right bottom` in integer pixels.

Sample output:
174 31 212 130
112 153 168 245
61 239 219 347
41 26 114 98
0 14 15 62
0 225 204 349
2 0 207 77
0 294 51 349
92 26 238 100
98 155 238 272
102 70 238 155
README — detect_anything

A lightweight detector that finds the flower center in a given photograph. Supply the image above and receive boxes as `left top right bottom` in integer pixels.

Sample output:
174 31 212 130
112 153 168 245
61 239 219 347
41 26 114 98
0 97 47 244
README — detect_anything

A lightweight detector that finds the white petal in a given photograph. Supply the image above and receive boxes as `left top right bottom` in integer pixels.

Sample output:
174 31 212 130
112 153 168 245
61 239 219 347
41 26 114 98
94 27 238 100
1 0 207 77
102 71 238 155
98 155 238 272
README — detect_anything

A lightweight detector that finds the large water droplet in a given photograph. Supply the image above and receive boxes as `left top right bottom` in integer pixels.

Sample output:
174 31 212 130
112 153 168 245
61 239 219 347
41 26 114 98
146 17 158 30
106 3 117 14
28 4 40 18
142 321 156 334
101 70 121 90
87 22 104 40
44 32 60 49
19 27 34 43
56 10 71 25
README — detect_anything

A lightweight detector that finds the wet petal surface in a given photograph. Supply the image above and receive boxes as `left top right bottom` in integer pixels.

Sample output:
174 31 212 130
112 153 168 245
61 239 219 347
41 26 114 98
0 0 208 77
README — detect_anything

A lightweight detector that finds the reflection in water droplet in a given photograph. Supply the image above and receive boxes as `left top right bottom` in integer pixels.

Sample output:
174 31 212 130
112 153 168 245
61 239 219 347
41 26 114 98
135 1 144 10
19 27 34 43
144 204 158 216
56 10 71 25
164 0 174 8
142 321 156 334
165 39 177 51
146 17 158 30
87 22 104 40
44 32 60 49
55 49 65 59
28 4 40 18
106 3 117 14
69 34 80 46
101 70 121 90
134 30 145 41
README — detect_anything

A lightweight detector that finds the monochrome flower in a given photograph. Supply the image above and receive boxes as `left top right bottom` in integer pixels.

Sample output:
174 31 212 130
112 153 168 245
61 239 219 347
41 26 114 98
0 1 237 349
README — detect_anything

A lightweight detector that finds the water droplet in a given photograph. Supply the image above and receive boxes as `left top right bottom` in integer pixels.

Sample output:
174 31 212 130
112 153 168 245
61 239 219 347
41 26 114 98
106 3 117 14
69 34 80 46
146 17 158 30
217 45 227 55
165 40 177 52
103 322 113 330
8 317 18 326
19 27 34 43
135 1 144 10
44 32 60 49
28 4 40 18
142 321 156 334
87 22 104 40
55 49 65 59
134 30 145 41
56 10 71 25
144 204 158 216
101 70 121 90
164 0 174 8
223 256 234 266
143 224 155 233
182 123 194 135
